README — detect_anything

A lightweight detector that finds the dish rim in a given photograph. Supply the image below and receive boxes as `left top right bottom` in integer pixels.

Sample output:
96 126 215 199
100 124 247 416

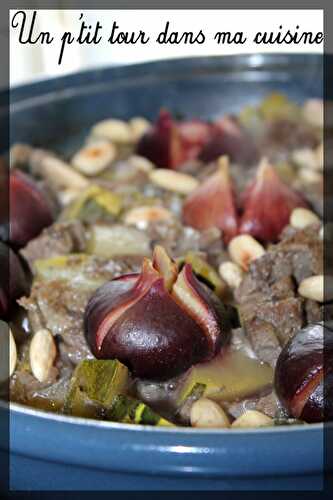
9 52 322 107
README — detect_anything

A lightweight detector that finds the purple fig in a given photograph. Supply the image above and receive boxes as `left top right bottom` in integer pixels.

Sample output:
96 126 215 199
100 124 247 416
136 110 211 170
239 159 309 243
84 246 231 380
275 323 333 423
182 157 239 244
0 241 29 319
9 170 54 248
199 116 258 165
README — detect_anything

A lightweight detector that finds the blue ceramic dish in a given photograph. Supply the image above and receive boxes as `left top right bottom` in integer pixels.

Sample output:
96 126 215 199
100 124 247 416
8 54 324 491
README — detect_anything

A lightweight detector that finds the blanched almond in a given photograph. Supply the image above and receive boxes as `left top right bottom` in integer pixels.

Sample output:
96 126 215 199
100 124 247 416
298 275 327 303
190 398 230 428
91 119 133 144
292 148 319 171
9 328 17 377
30 329 57 382
303 99 323 128
10 146 89 192
228 235 265 271
149 169 199 195
72 142 116 176
299 167 323 185
231 410 273 428
129 117 151 142
218 261 244 289
290 208 321 229
35 155 89 191
124 206 173 228
128 155 155 173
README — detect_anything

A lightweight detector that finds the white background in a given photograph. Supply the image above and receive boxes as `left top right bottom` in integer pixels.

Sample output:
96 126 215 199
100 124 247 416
9 9 324 86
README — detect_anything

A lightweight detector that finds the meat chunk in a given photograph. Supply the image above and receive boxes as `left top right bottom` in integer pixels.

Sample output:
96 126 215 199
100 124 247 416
225 391 280 420
239 317 282 367
20 220 87 269
20 280 93 365
19 256 142 366
236 225 323 366
278 224 323 280
144 218 224 260
255 391 281 418
304 299 323 323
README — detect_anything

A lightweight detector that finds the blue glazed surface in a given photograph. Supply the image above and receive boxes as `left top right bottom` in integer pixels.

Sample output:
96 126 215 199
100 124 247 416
7 54 324 490
10 405 324 491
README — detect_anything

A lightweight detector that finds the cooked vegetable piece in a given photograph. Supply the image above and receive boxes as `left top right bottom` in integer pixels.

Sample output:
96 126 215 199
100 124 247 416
105 394 173 426
34 254 109 289
87 224 151 257
64 359 129 417
176 382 207 422
238 106 263 134
62 185 122 223
177 350 273 405
259 93 300 121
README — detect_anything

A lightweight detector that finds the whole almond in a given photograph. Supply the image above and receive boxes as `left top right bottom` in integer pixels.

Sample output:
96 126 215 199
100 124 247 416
190 398 230 428
292 148 319 171
303 99 323 128
129 117 151 142
30 329 57 383
228 235 265 271
299 168 322 185
91 119 133 144
72 142 116 176
9 328 17 377
219 261 244 289
298 275 325 303
149 169 199 195
231 410 273 429
128 155 155 173
290 208 320 229
36 155 89 191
